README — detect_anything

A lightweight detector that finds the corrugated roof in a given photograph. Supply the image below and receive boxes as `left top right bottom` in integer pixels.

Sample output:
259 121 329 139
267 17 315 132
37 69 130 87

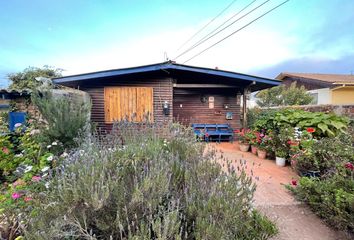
0 89 32 95
276 72 354 84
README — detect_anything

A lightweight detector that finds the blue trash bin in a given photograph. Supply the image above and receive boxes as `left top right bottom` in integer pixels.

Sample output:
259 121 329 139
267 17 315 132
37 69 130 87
9 112 27 131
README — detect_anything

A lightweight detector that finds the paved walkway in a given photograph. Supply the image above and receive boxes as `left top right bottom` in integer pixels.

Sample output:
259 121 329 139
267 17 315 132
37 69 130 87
211 142 351 240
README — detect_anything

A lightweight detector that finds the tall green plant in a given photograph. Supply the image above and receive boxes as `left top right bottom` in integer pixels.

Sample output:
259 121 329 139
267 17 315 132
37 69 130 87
32 91 90 148
253 109 349 137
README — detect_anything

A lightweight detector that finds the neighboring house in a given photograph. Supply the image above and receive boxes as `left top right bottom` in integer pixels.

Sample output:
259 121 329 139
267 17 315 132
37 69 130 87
276 72 354 105
53 61 280 131
0 89 32 112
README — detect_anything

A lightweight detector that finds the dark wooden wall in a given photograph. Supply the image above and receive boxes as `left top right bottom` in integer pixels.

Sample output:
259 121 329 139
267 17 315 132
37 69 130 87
81 78 173 131
282 77 331 90
173 89 241 129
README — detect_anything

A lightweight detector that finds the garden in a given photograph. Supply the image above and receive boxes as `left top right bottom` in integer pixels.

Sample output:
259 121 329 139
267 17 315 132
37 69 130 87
0 92 278 239
237 108 354 235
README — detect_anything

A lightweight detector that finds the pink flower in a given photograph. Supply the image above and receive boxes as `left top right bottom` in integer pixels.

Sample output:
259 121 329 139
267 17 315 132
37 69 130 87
32 176 42 182
291 180 297 186
2 147 9 154
11 192 21 200
24 196 33 202
344 162 354 171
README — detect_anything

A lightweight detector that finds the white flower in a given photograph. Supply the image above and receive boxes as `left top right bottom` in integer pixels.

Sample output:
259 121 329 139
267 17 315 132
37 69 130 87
14 123 22 128
79 150 85 156
61 152 68 158
47 145 52 149
30 129 40 135
52 142 58 146
15 153 23 158
24 165 33 173
41 166 50 172
45 182 50 189
47 155 54 161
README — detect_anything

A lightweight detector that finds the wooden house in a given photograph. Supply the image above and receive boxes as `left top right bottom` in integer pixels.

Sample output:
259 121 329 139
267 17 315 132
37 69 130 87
53 61 280 131
276 72 354 105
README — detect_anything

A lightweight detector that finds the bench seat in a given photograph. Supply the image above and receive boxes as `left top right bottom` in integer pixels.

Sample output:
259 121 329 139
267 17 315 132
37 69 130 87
191 123 234 142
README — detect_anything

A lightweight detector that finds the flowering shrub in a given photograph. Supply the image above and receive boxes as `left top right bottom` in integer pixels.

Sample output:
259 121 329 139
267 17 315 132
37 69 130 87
293 133 354 176
23 122 277 239
256 133 273 152
0 135 15 178
235 129 254 144
289 162 354 234
0 122 59 239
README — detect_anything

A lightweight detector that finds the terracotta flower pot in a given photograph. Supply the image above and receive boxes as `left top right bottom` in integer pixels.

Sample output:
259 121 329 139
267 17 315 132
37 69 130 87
257 149 267 159
251 145 258 155
239 142 250 152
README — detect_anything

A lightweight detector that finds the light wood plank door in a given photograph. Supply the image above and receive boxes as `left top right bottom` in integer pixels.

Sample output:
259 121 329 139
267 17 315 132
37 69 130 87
104 87 153 123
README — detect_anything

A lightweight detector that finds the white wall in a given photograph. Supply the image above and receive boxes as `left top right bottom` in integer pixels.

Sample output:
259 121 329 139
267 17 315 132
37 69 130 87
307 88 331 105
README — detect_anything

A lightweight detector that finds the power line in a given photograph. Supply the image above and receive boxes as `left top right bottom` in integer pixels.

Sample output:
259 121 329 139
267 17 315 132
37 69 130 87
189 0 258 52
183 0 290 64
174 0 271 61
176 0 239 51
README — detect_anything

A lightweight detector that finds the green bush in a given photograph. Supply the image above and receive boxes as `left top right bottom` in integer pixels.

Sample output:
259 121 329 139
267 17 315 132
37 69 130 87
289 165 354 233
252 108 349 137
23 122 277 239
294 134 354 176
32 91 90 149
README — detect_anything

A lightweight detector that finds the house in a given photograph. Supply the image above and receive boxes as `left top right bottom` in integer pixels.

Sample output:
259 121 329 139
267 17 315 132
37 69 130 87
276 72 354 105
0 89 34 112
53 61 280 131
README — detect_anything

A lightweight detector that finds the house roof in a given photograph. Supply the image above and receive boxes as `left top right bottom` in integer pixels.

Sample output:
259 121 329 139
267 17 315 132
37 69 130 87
53 61 280 91
0 89 32 97
276 72 354 85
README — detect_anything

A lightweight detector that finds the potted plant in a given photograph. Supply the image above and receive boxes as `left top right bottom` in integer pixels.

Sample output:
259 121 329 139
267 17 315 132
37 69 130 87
235 129 251 152
249 130 260 155
275 149 287 167
256 134 272 159
257 145 267 159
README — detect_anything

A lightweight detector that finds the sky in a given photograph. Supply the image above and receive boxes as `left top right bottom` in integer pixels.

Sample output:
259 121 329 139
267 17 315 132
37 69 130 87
1 0 354 87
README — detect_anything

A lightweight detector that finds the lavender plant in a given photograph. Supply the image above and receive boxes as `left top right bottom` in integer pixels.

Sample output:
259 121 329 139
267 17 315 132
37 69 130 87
23 121 277 239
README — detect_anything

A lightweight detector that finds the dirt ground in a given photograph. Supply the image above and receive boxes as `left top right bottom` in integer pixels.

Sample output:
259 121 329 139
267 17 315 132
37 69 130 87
211 142 352 240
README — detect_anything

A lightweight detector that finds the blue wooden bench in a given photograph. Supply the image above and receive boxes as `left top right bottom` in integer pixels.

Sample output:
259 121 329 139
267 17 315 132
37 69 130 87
191 123 234 142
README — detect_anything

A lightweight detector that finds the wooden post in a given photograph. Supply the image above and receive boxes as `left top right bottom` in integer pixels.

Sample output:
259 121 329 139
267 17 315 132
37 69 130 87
242 88 248 129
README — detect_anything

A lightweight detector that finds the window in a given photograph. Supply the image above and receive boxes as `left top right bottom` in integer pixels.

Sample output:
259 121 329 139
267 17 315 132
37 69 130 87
104 87 153 123
309 93 318 105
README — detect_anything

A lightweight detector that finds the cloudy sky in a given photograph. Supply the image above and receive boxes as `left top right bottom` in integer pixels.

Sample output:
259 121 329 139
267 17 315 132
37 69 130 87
1 0 354 87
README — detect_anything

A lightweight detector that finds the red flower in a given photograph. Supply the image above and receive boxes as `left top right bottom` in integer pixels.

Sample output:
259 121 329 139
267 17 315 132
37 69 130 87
344 162 354 171
234 129 240 134
291 180 297 186
287 140 292 145
306 127 315 133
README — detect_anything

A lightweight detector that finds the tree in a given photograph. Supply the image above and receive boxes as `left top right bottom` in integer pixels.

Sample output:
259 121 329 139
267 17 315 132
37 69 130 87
8 66 62 90
256 82 313 107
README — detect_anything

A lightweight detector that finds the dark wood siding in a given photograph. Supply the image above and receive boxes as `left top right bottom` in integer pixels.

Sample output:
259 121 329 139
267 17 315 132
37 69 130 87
173 89 241 129
81 78 173 131
282 77 332 90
